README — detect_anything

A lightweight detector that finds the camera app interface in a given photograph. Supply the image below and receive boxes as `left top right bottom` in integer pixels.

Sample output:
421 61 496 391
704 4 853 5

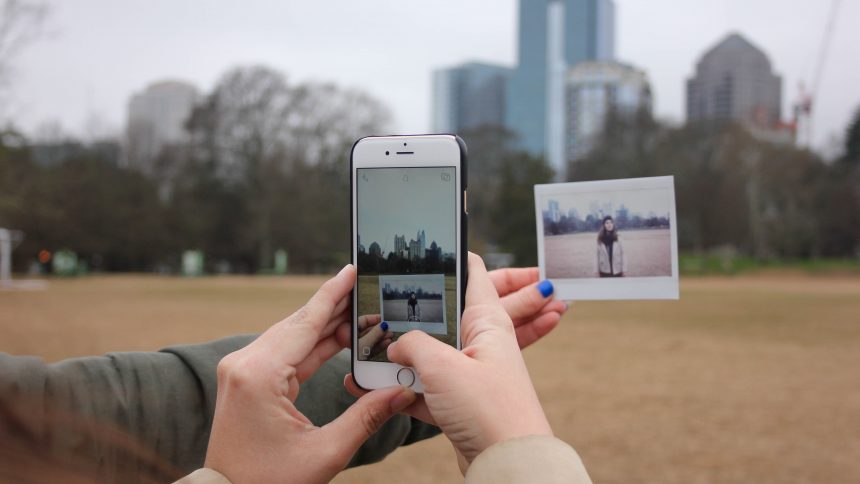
356 166 458 362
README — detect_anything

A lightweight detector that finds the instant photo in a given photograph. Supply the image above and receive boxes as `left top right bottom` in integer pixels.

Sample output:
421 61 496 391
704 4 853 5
535 176 679 300
355 166 458 362
378 274 447 334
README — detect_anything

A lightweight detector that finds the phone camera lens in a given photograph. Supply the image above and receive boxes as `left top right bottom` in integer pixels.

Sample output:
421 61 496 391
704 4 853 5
403 142 407 146
385 151 389 155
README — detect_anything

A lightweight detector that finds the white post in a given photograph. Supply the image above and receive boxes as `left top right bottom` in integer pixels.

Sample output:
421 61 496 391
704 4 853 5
0 228 11 284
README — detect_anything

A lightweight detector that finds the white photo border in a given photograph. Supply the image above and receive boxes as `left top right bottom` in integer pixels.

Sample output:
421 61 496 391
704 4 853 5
534 176 679 301
377 273 448 335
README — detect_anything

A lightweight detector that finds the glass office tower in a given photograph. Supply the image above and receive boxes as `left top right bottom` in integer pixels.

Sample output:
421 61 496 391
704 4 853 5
506 0 615 165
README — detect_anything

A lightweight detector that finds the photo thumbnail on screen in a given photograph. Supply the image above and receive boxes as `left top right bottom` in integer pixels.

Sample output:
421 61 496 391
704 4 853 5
355 166 458 362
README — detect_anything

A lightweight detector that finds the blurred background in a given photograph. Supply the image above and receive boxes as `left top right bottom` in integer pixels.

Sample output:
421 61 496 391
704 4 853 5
1 1 858 482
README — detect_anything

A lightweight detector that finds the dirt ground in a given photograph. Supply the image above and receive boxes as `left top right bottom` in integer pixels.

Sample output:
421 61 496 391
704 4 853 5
1 273 859 483
546 229 672 278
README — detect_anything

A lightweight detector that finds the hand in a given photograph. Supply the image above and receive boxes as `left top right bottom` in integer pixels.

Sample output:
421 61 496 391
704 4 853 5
204 265 417 484
357 314 393 359
489 267 567 349
349 254 553 470
345 265 567 427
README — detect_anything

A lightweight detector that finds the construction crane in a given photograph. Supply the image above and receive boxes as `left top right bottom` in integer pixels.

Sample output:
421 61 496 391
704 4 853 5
792 0 842 147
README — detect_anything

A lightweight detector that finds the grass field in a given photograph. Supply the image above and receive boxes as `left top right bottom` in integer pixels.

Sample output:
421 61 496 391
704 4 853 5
546 229 672 278
2 273 859 483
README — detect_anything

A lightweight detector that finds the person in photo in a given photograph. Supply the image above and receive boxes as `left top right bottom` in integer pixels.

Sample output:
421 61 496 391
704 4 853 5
407 291 421 321
595 216 626 277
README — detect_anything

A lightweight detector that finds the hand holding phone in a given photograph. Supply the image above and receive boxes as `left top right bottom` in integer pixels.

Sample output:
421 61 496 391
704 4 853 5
203 265 417 484
351 254 554 470
350 135 468 391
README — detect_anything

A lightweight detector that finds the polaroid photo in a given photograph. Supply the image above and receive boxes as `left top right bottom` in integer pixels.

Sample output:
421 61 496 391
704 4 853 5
535 176 679 300
378 274 448 335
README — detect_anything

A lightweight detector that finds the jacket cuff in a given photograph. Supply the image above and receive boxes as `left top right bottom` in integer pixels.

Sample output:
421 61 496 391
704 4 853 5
174 468 232 484
465 435 592 484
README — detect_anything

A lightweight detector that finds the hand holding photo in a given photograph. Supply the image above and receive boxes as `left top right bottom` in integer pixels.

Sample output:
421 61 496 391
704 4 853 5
535 176 679 300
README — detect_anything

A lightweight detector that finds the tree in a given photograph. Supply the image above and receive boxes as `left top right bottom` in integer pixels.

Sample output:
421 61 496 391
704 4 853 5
177 65 390 272
0 0 49 112
488 152 555 265
841 106 860 166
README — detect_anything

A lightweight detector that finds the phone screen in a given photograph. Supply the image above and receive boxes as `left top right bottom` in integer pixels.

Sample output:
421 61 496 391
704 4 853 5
355 166 458 362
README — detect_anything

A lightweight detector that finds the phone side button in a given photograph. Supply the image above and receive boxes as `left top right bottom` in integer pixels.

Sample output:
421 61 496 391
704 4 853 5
396 367 416 387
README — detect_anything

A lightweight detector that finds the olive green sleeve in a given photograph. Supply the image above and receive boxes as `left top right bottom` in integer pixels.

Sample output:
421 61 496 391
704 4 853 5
0 336 440 481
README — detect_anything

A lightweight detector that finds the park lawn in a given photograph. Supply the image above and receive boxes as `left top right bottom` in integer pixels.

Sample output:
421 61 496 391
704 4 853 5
1 273 859 483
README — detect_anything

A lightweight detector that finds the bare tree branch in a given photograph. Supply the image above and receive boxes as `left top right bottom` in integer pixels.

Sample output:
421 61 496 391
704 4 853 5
0 0 49 93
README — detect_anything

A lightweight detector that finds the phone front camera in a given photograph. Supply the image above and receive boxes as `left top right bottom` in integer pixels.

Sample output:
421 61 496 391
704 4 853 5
385 151 389 155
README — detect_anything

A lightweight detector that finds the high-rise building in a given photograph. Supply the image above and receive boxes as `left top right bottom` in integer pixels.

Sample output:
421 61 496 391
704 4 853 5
125 80 200 173
417 230 426 254
566 61 652 163
394 234 407 255
548 199 561 223
506 0 616 163
686 33 782 128
432 62 512 133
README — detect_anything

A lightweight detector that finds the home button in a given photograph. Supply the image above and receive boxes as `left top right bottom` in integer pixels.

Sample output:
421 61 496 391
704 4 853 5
396 368 415 387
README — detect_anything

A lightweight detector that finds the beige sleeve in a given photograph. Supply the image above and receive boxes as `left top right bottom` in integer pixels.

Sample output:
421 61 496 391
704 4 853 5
173 468 232 484
465 435 593 484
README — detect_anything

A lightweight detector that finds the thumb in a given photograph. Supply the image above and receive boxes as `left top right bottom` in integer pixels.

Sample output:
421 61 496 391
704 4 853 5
315 385 417 460
386 329 463 371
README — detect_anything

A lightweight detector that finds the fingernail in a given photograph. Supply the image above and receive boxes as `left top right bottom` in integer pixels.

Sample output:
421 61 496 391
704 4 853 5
537 280 553 298
381 321 389 331
338 264 352 275
563 302 569 312
386 341 397 357
390 387 417 412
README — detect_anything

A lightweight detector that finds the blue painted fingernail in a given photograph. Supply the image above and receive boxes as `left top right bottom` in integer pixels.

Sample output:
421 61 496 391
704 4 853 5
381 322 389 331
537 280 553 298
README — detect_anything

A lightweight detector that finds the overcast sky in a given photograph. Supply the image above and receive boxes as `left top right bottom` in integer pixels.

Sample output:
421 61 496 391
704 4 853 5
357 167 456 255
6 0 859 153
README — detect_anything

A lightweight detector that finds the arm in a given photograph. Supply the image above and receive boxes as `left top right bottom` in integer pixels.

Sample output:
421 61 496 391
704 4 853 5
619 237 627 274
465 435 592 484
0 335 438 479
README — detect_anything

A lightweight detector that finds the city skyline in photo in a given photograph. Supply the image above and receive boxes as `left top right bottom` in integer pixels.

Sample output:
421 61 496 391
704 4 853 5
357 167 456 257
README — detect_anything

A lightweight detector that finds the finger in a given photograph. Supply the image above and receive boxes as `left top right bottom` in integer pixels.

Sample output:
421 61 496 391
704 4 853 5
488 267 539 297
335 322 352 348
357 314 381 331
500 279 556 322
465 252 501 307
257 265 356 363
371 338 392 357
386 330 462 371
513 299 567 326
316 386 417 461
515 311 562 349
343 374 436 425
294 332 346 382
358 322 388 352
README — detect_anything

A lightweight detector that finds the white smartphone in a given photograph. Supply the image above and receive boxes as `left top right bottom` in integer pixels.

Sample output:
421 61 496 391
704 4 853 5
350 134 468 392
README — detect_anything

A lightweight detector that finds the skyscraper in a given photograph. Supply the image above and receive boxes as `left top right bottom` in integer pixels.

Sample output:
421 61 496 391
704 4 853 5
125 80 200 174
686 33 782 128
506 0 615 163
566 61 652 163
432 62 512 133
